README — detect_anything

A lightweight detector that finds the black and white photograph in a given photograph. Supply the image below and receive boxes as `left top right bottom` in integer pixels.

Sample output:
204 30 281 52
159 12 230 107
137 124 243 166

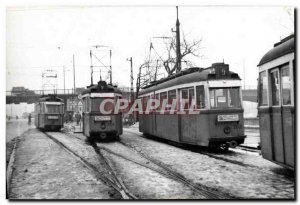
4 1 296 201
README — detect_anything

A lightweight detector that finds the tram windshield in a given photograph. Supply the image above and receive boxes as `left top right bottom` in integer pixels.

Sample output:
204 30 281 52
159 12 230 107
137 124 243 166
45 104 63 113
209 87 241 108
91 98 114 112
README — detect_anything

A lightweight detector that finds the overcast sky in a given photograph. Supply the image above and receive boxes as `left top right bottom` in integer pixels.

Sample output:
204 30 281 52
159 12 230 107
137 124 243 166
6 6 294 91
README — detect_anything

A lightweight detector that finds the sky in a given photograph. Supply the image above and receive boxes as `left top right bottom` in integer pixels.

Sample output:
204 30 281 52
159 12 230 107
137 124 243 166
6 6 294 91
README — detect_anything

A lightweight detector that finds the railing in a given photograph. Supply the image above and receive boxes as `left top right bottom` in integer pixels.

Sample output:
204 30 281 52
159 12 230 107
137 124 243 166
6 89 76 96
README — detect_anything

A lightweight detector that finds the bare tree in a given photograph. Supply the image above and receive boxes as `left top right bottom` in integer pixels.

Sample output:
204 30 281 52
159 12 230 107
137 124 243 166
162 32 203 76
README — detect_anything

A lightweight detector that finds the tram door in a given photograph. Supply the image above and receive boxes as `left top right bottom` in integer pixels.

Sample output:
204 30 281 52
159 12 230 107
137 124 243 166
269 66 294 167
179 87 196 144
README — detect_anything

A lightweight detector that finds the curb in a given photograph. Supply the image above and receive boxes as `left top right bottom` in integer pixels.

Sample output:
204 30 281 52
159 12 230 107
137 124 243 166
6 137 19 198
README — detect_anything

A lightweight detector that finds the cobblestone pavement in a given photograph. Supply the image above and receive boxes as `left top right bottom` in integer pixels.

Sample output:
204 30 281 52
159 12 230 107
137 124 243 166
7 126 295 200
121 128 294 199
8 129 120 199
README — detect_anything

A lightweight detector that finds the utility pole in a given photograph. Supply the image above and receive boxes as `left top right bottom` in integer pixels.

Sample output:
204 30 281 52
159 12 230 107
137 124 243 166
63 66 66 94
110 50 112 84
73 55 76 94
127 57 134 103
243 59 246 89
90 50 93 85
175 6 181 73
127 57 134 124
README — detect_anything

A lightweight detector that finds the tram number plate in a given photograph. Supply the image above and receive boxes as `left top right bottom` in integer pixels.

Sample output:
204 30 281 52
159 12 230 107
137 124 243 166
217 114 239 122
48 116 59 119
95 116 111 121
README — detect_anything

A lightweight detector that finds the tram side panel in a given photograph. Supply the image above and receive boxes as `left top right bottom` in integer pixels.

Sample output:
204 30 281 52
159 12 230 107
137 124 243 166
282 106 295 167
156 114 180 142
83 113 91 137
180 114 199 144
258 108 273 162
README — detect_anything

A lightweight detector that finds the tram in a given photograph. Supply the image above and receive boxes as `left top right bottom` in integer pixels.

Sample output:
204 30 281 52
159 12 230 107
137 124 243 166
80 81 123 140
34 94 65 131
257 34 295 169
138 62 246 150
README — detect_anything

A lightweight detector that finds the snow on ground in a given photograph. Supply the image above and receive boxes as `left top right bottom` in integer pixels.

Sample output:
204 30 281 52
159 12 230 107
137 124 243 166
121 127 294 199
9 129 119 199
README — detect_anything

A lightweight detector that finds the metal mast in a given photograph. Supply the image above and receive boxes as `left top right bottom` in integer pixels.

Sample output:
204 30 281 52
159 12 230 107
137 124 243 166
109 50 112 84
127 57 134 102
175 6 181 73
90 50 93 85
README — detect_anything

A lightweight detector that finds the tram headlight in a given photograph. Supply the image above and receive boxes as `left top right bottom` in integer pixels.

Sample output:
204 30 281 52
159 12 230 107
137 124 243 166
224 126 231 134
101 123 106 129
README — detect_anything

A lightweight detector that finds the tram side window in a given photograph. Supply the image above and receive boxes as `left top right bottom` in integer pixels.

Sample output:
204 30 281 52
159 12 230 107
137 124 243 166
259 71 268 106
281 65 291 105
168 90 177 110
188 88 195 109
160 92 167 110
270 70 280 106
196 85 205 109
155 93 160 110
180 87 194 109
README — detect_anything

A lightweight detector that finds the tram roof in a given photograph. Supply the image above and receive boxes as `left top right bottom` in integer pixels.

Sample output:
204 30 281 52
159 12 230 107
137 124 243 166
81 81 122 95
258 34 295 66
38 94 64 102
139 63 240 95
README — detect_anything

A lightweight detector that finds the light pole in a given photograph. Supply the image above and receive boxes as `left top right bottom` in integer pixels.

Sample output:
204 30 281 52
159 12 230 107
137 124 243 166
63 66 70 94
126 57 134 124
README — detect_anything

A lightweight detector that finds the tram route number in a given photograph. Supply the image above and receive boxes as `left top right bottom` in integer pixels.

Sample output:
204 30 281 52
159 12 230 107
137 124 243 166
94 116 111 121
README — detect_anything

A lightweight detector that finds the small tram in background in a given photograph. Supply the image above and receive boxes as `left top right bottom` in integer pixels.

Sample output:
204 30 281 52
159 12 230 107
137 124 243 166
257 34 295 169
138 62 246 150
34 94 65 131
80 81 123 140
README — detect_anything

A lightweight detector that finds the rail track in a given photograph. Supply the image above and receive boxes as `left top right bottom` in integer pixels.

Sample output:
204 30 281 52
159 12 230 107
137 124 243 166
95 140 236 199
44 132 137 199
66 131 235 199
123 129 294 178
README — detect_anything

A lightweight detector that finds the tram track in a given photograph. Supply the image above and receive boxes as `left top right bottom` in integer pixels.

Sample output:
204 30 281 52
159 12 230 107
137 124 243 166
123 129 293 179
43 132 137 200
95 140 235 199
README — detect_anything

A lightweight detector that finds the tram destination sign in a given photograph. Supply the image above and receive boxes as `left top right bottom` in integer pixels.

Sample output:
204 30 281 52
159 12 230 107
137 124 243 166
94 116 111 121
48 116 59 120
217 114 239 122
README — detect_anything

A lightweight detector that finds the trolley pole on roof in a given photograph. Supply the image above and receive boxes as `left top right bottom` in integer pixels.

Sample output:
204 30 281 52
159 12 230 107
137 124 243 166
175 6 181 73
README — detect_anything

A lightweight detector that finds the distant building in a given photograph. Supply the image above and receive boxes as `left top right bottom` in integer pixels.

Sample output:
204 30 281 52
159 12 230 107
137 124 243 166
11 87 35 96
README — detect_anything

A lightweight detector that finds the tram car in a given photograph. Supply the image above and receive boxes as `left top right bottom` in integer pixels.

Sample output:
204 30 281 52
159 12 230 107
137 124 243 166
34 94 65 131
80 81 123 140
257 34 295 169
138 62 246 150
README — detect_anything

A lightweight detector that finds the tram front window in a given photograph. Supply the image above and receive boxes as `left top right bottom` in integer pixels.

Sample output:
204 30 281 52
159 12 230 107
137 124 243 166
209 87 241 108
91 98 114 112
45 104 63 113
